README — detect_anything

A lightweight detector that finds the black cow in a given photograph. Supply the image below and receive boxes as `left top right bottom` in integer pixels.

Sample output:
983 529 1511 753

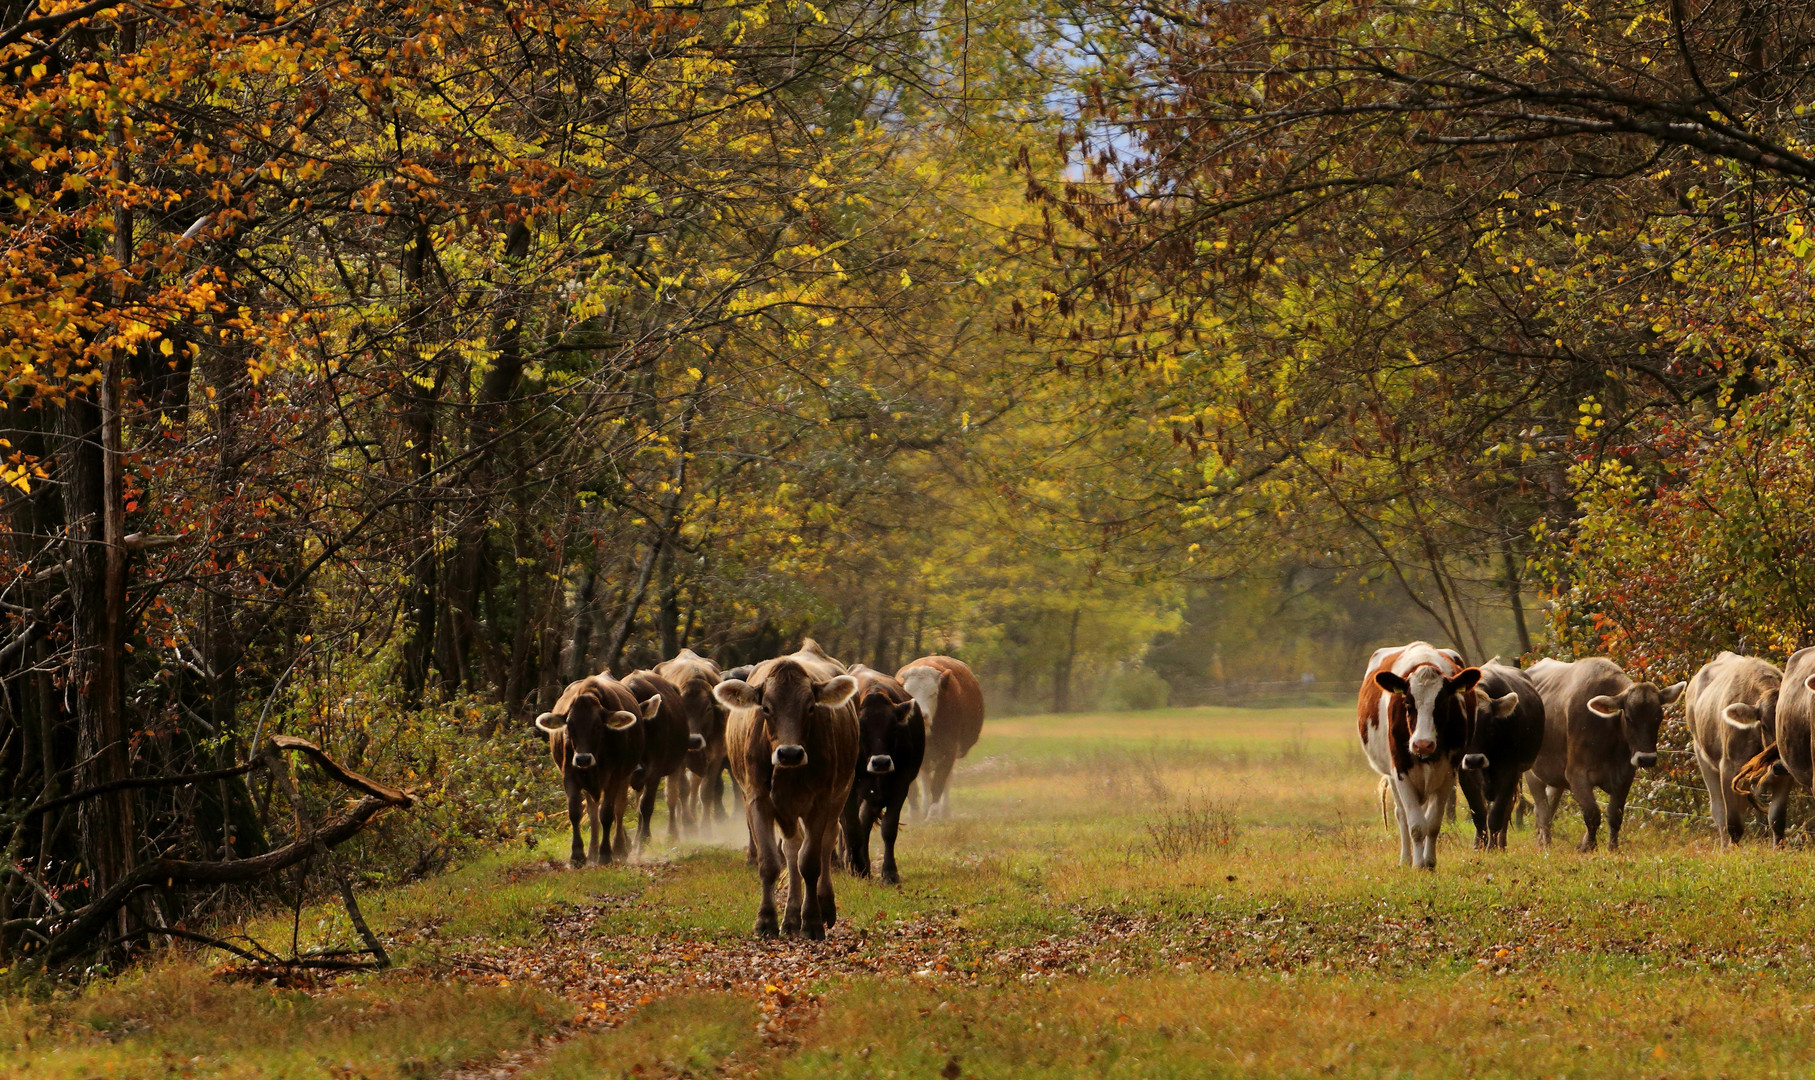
1456 660 1545 849
840 666 925 884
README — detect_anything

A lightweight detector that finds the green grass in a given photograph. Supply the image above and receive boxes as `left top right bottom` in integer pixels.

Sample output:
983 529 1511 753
11 702 1815 1078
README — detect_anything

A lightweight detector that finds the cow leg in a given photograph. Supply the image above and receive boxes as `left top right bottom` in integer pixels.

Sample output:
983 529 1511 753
566 782 588 869
1602 771 1636 851
1390 787 1413 866
781 823 805 936
1766 774 1793 846
747 801 783 938
1526 774 1556 847
795 814 830 939
1565 770 1602 852
707 761 728 822
816 813 840 929
585 791 605 865
841 786 869 877
1485 771 1518 850
610 784 633 860
925 746 957 821
878 798 904 885
1695 756 1729 846
1718 761 1747 846
636 775 659 853
666 769 687 842
1457 770 1488 848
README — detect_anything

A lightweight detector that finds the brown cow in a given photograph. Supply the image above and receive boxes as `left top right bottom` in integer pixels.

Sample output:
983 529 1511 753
714 639 858 939
896 656 984 820
536 674 658 868
623 669 692 849
652 648 730 828
1525 657 1685 851
1739 646 1815 843
1685 651 1781 846
1357 642 1483 869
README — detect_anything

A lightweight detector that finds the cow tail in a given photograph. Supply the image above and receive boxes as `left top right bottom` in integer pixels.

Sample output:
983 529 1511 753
1378 776 1393 830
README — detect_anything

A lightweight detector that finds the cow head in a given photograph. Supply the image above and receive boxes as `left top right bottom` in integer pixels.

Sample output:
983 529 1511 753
1459 690 1521 771
678 677 721 752
858 690 920 776
714 661 857 769
536 692 655 770
1586 679 1686 769
1374 665 1480 761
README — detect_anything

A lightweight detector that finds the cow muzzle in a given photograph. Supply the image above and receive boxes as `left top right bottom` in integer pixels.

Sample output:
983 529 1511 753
772 744 808 768
1461 753 1488 771
571 752 596 769
1410 739 1437 759
687 734 707 751
867 755 895 775
1631 752 1658 769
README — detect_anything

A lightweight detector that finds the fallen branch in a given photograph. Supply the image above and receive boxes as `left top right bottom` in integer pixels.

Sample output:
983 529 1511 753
14 736 412 970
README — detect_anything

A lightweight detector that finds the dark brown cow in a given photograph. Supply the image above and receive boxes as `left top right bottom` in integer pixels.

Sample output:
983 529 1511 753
1685 651 1781 846
652 648 730 827
536 675 658 868
896 656 984 820
714 639 858 939
1525 657 1685 851
840 665 925 884
624 670 692 849
1455 660 1544 850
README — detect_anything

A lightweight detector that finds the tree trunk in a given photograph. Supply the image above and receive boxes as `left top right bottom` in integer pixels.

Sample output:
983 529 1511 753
60 383 134 925
1502 536 1532 657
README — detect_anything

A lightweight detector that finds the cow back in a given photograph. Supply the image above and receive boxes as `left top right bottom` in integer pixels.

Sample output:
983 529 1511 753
625 669 689 780
1686 652 1782 765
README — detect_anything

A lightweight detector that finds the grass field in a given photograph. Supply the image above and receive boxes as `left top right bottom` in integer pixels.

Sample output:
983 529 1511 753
9 704 1815 1078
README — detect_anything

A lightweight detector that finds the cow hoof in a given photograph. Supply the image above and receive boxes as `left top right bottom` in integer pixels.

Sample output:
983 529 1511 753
803 922 825 941
755 919 779 939
570 855 586 869
880 870 900 886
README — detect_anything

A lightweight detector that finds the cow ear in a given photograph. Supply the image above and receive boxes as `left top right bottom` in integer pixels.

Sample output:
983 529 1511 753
816 675 858 708
714 679 761 710
1806 674 1815 695
894 700 920 726
638 693 662 720
1489 691 1519 718
535 712 566 733
1448 668 1482 693
1374 671 1408 695
606 709 641 731
1659 681 1687 705
1586 695 1622 718
1723 702 1761 730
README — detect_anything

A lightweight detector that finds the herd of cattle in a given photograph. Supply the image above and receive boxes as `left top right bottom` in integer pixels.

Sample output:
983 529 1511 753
532 640 985 938
1361 642 1815 868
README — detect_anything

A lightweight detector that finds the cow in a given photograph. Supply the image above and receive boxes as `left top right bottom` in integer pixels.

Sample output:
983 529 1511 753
1735 646 1815 843
713 639 859 939
1685 651 1782 846
1525 656 1685 852
1455 660 1544 850
895 655 985 820
535 674 658 868
652 648 731 828
840 665 925 884
1357 642 1481 869
623 669 692 849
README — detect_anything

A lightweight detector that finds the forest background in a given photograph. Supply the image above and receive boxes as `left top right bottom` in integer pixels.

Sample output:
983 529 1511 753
4 0 1815 967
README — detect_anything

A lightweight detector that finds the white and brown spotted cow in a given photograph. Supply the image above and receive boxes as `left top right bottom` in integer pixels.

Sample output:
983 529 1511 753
1358 642 1487 870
